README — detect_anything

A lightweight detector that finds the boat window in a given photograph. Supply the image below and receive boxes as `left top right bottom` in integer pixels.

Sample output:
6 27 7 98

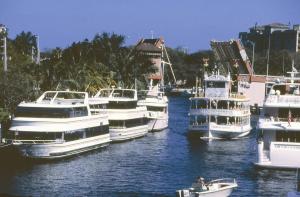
98 90 112 97
191 100 196 109
276 131 300 142
217 100 229 109
64 130 84 142
109 120 124 128
108 101 137 109
89 104 107 115
109 118 147 128
113 90 135 98
43 92 56 101
197 100 207 109
85 125 109 137
125 118 147 128
14 132 62 141
146 106 165 112
56 92 85 99
277 108 300 120
15 106 88 118
206 81 225 88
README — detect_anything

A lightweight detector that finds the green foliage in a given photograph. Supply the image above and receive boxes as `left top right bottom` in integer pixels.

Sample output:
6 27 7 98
245 47 298 76
0 108 9 122
0 32 154 112
167 47 215 87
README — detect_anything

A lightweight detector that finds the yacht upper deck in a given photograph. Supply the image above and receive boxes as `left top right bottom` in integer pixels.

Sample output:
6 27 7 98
265 83 300 107
94 88 137 102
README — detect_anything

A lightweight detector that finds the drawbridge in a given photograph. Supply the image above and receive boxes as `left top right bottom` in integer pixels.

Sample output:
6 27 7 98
210 39 253 76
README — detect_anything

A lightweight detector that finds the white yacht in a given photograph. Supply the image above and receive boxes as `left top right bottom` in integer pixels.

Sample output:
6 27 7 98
9 91 110 159
256 70 300 169
94 88 148 142
138 84 168 132
189 71 251 139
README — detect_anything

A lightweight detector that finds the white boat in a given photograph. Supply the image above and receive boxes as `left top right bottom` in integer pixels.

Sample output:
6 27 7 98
138 84 168 132
256 69 300 169
9 91 110 159
94 88 148 142
176 177 238 197
188 71 251 139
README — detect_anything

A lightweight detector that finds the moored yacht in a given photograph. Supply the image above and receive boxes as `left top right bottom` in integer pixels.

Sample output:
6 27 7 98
94 88 148 142
189 71 251 139
138 84 168 132
9 91 110 159
256 70 300 169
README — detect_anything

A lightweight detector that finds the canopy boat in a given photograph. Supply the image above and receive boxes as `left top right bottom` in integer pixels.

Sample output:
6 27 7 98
176 177 237 197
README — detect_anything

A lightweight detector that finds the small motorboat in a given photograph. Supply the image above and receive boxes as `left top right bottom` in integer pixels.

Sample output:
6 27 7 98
176 177 238 197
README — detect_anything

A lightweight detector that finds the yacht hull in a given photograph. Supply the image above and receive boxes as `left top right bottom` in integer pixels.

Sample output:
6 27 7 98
110 125 148 142
188 125 251 139
13 134 110 159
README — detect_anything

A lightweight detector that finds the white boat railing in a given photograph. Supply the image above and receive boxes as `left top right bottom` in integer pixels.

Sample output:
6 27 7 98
266 95 300 104
206 178 237 185
260 117 300 123
190 108 250 116
271 142 300 150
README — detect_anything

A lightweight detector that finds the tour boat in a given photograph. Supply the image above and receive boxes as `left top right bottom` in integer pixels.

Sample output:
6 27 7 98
176 177 238 197
188 71 251 139
94 88 148 142
138 84 168 132
256 69 300 169
9 91 110 159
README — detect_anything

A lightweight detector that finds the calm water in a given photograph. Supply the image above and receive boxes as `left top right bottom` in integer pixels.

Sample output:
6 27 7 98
0 97 298 196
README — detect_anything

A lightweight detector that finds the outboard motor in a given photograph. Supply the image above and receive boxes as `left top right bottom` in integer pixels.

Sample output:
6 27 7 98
176 189 190 197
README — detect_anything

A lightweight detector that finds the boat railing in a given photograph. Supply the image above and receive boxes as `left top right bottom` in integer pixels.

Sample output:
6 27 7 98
266 95 300 104
12 139 61 144
190 108 250 116
271 141 300 150
261 116 300 123
206 178 237 185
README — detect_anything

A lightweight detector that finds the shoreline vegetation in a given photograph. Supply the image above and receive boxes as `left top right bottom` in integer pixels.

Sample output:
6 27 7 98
0 30 300 118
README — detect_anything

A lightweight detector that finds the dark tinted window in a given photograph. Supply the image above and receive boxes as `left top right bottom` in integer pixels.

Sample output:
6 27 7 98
15 132 62 141
206 81 225 88
108 101 137 109
15 106 88 118
146 106 165 112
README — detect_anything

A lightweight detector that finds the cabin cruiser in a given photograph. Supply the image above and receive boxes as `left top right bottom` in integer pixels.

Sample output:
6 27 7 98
9 91 110 159
189 71 251 139
94 88 148 142
138 85 168 132
256 70 300 169
176 177 238 197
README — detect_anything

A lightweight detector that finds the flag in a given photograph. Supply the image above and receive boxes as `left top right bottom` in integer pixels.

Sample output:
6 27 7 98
288 109 292 126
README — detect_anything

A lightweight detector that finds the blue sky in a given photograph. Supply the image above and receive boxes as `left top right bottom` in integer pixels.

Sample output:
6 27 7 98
1 0 299 52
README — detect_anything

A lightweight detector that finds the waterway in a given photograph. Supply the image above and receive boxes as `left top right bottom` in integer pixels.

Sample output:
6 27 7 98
0 97 297 196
